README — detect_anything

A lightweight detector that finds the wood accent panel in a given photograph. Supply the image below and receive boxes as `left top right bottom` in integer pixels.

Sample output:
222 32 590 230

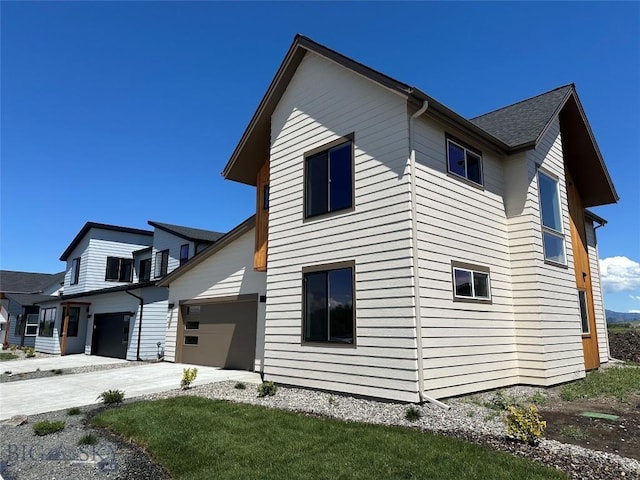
254 160 269 271
566 169 600 370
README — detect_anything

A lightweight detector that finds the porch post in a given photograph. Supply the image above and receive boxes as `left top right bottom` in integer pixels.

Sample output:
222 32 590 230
61 303 70 356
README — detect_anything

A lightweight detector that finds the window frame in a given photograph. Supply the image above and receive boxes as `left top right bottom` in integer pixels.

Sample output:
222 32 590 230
446 136 484 187
138 258 151 282
303 134 355 220
179 244 190 266
25 313 39 337
451 261 492 304
537 169 567 267
301 260 356 346
38 307 57 337
70 257 81 285
577 290 590 335
59 306 80 338
105 257 134 282
154 249 169 278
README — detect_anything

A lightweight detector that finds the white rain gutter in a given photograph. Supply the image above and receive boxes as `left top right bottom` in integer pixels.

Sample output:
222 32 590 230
408 100 450 410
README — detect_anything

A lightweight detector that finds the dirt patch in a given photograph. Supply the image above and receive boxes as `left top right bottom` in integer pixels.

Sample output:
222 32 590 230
609 331 640 363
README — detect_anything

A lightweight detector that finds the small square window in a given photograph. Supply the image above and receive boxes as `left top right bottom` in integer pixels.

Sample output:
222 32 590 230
447 138 483 186
452 262 491 302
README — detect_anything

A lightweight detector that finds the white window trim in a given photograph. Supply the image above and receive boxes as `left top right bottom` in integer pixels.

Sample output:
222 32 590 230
537 169 567 266
451 262 492 303
446 138 484 186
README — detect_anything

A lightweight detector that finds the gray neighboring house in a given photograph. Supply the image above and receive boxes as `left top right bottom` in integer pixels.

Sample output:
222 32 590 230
0 271 65 347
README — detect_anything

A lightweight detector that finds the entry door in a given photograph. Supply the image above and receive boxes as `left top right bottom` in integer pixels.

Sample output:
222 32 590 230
566 171 599 370
92 313 129 359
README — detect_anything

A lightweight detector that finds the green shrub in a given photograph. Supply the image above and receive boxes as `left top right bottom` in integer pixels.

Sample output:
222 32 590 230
10 345 17 352
24 347 36 358
559 425 586 440
180 367 198 390
505 405 546 445
78 433 99 445
405 406 422 422
33 420 65 436
488 390 521 411
234 382 246 390
528 391 547 405
67 407 82 416
98 389 125 405
257 381 277 397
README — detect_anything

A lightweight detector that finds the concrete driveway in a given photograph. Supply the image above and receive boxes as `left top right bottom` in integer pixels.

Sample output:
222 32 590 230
0 354 128 375
0 362 261 420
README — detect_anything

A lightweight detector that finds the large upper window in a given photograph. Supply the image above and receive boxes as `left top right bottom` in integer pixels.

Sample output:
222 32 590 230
452 261 491 302
70 257 81 285
38 307 56 337
105 257 133 282
179 244 190 266
303 263 354 344
537 171 566 265
155 249 169 278
447 138 483 186
305 138 353 218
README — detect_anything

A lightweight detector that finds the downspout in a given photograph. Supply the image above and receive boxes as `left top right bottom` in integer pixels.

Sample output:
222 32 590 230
408 100 450 410
125 289 144 361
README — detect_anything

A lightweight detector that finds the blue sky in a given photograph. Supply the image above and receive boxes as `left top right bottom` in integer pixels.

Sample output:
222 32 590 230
1 2 639 312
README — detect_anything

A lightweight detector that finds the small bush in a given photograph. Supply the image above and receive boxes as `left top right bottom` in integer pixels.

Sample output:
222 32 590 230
78 433 99 445
328 395 337 405
33 420 65 436
234 382 246 390
487 390 521 411
559 425 587 440
180 367 198 390
405 406 422 422
67 407 82 416
98 389 125 405
10 345 17 352
505 405 546 445
24 347 36 358
257 381 277 398
528 391 548 405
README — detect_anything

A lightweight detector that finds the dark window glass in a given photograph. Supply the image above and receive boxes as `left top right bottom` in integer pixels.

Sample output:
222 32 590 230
466 152 482 185
155 250 169 278
106 257 120 281
71 258 81 285
106 257 132 282
448 142 466 178
454 269 472 297
447 139 483 185
306 152 329 217
329 143 352 212
122 316 130 344
185 321 199 330
60 307 80 337
473 272 489 299
184 336 198 345
120 259 133 282
38 308 56 337
263 184 270 210
14 314 24 336
304 266 354 344
305 141 353 218
25 314 39 336
180 244 189 266
578 290 589 334
139 258 151 282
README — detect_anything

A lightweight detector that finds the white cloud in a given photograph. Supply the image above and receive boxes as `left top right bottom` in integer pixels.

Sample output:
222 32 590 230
630 295 640 301
599 256 640 293
629 310 640 314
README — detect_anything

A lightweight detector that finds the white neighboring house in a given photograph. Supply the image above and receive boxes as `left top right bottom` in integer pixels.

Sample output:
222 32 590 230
35 221 223 360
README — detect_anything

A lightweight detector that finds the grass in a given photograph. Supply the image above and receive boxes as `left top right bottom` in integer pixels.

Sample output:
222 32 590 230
97 389 125 404
33 420 65 436
0 352 18 361
560 366 640 402
92 396 566 480
528 391 548 405
559 425 587 440
67 407 82 416
78 433 99 445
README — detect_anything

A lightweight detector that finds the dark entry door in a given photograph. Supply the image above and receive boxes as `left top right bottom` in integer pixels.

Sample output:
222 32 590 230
92 313 129 359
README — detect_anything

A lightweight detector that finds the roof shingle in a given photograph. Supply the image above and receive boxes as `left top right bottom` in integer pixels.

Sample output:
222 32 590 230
0 271 65 294
148 221 225 243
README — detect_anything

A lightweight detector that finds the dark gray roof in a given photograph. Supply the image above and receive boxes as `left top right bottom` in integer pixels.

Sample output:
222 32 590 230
37 280 160 303
5 293 60 306
148 221 225 243
470 85 573 148
0 270 65 294
61 222 153 261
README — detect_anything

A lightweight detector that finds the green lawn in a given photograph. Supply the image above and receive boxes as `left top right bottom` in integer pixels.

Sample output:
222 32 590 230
560 365 640 402
92 397 566 480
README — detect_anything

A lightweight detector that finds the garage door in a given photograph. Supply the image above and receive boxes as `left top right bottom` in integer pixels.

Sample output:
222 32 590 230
179 298 257 371
92 312 130 359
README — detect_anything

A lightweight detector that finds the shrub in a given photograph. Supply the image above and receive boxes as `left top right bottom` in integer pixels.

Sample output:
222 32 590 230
559 425 587 440
405 406 422 422
24 347 36 358
234 382 246 390
78 433 99 445
33 420 65 436
10 345 17 352
257 381 277 398
528 391 547 405
488 390 521 411
180 367 198 390
98 389 125 405
67 407 82 416
505 405 546 445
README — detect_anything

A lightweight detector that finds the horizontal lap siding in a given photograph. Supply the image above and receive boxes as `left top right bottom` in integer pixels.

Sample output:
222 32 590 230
164 230 266 370
266 52 419 402
151 229 192 281
413 116 518 398
586 221 609 362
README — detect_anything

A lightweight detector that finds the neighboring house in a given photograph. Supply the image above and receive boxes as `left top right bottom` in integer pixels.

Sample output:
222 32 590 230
0 270 64 347
161 35 618 403
34 221 223 360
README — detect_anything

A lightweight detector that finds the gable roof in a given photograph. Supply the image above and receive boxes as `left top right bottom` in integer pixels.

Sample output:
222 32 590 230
470 85 574 149
0 270 65 294
60 222 153 261
147 221 225 243
4 292 61 306
157 216 255 287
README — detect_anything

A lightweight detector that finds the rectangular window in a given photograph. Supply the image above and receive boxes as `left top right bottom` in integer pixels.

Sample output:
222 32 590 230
105 257 133 282
537 171 566 265
305 138 353 218
263 184 270 210
25 314 39 336
447 138 483 186
70 257 81 285
154 250 169 278
452 262 491 302
139 258 151 282
59 307 80 337
184 336 199 345
38 307 56 337
14 314 24 336
578 290 590 334
303 263 354 344
180 244 189 266
185 321 199 330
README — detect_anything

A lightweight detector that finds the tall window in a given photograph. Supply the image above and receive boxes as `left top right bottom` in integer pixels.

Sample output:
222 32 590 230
578 290 589 334
303 263 354 344
155 250 169 278
180 244 190 266
537 171 566 265
305 138 353 218
70 257 81 285
59 307 80 337
447 138 483 186
139 258 151 282
38 307 56 337
105 257 133 282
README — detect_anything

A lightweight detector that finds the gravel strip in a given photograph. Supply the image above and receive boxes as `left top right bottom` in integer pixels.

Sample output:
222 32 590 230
2 381 639 480
1 362 142 383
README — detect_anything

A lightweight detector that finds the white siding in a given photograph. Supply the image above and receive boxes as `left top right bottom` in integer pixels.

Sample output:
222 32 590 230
34 302 62 354
586 221 609 362
164 229 266 371
151 229 193 280
413 115 518 399
266 52 419 402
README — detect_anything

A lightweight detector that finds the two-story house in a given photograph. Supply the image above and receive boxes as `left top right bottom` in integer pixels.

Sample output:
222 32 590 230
161 35 617 403
35 221 223 360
